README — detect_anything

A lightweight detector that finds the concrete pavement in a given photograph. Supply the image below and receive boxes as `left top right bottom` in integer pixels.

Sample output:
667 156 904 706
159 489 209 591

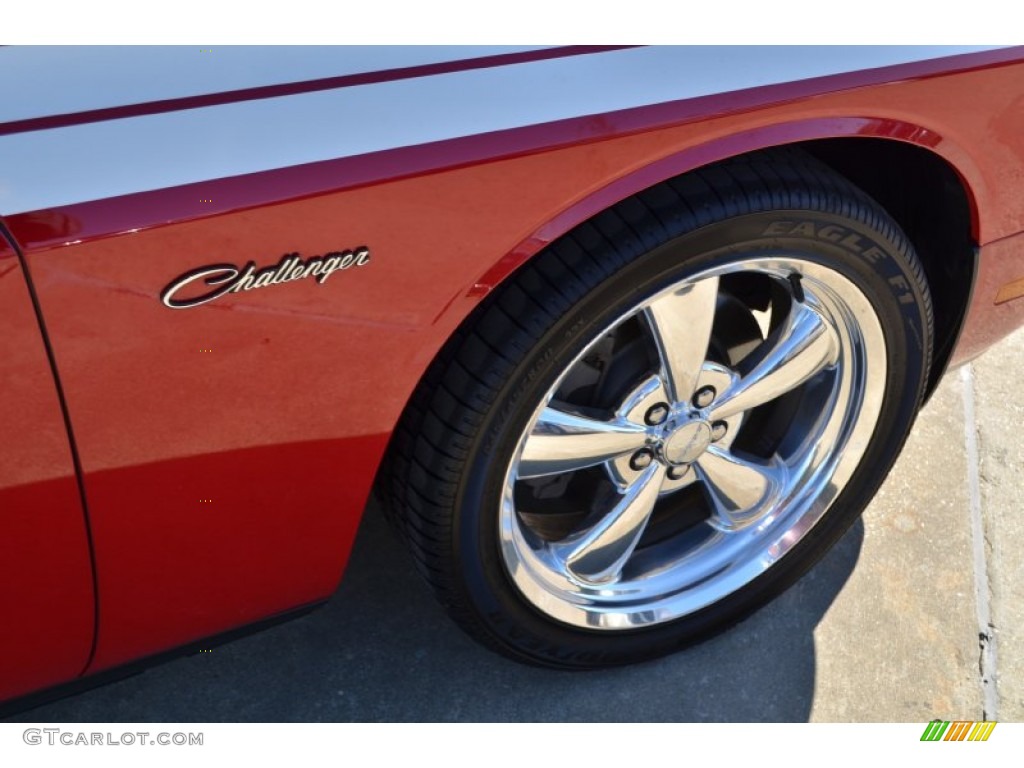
5 328 1024 722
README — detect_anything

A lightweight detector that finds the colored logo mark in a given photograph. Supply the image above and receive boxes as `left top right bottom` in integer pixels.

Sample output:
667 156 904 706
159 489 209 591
920 720 996 741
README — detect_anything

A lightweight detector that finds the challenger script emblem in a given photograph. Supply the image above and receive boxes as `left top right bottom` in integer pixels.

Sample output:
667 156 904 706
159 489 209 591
160 247 371 309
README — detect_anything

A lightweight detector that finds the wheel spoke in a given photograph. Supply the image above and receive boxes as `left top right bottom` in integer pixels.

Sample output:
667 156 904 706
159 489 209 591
696 447 783 531
709 302 839 422
517 406 649 479
560 463 667 583
644 276 719 404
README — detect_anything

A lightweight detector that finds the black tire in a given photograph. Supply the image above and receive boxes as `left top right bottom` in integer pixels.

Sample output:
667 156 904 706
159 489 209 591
379 148 933 668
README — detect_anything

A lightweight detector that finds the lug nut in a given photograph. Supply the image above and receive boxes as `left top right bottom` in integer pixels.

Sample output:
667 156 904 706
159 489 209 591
644 403 670 426
629 449 654 471
693 386 716 409
667 465 689 480
710 421 728 442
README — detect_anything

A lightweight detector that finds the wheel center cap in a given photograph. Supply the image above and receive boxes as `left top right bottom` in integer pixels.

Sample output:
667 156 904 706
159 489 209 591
662 420 712 465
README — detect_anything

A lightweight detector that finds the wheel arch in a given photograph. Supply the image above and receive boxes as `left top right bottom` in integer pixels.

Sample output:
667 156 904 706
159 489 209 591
469 117 981 397
378 133 936 666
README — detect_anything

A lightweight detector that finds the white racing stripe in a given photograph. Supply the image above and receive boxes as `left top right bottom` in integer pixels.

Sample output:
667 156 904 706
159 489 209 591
0 45 553 123
0 46 1003 216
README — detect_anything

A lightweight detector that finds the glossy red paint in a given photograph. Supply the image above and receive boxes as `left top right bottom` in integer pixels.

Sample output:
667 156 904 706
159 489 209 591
954 231 1024 366
0 229 94 701
3 48 1024 696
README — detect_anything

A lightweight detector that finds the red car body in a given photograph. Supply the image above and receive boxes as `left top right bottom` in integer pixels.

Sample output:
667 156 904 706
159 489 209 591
2 45 1024 704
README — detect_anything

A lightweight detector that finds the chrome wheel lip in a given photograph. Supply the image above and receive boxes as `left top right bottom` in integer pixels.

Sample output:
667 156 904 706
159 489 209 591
498 256 886 630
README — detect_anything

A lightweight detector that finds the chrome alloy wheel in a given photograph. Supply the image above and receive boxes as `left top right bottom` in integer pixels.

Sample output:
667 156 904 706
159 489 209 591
499 257 886 630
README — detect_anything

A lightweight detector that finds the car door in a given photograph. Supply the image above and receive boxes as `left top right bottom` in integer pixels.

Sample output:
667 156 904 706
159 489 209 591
0 225 95 702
